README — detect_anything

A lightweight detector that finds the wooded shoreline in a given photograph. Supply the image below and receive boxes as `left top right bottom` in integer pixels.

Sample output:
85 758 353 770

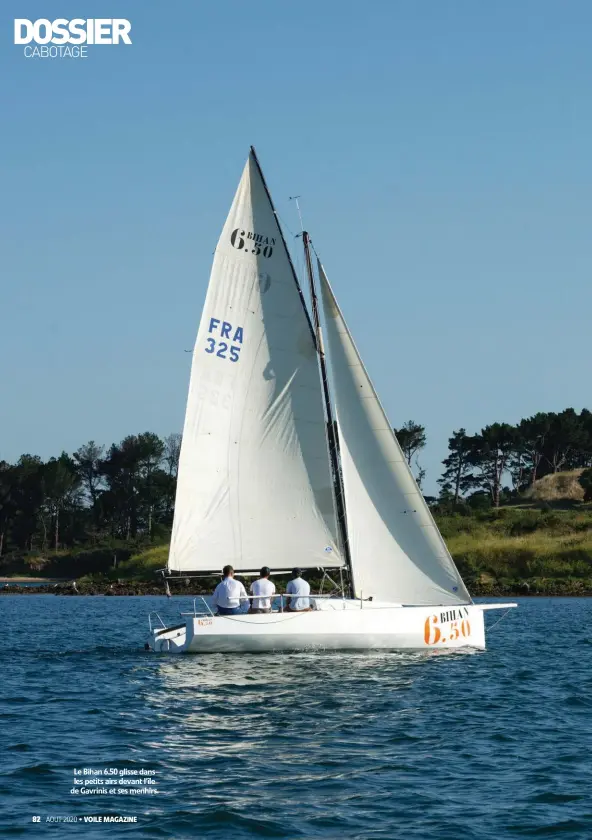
3 413 592 597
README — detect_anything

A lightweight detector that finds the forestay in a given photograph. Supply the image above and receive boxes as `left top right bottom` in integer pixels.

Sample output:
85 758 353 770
318 262 471 606
168 152 342 573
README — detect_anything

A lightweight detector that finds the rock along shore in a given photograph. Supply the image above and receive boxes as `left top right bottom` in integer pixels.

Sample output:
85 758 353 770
0 580 212 596
1 580 592 597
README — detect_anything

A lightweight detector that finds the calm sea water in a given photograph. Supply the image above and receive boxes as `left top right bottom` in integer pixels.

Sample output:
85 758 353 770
1 596 591 839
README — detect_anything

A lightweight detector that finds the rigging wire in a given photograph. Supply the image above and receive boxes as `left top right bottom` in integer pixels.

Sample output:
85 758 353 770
485 607 514 633
273 209 297 241
274 206 306 294
308 236 322 264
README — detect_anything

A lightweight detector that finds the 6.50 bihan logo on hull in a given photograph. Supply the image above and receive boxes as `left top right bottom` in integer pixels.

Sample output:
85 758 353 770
14 19 132 59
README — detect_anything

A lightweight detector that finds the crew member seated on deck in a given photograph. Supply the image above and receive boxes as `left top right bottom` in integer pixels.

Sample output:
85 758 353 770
212 565 248 615
249 566 276 614
285 568 312 612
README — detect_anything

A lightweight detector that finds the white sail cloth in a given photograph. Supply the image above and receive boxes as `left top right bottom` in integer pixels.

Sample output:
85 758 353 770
318 263 471 606
168 153 342 573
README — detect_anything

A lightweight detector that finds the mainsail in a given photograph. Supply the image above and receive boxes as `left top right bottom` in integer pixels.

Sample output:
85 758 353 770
168 151 342 573
318 262 471 606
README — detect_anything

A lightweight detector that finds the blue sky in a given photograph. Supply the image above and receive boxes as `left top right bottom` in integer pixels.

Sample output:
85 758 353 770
2 0 591 493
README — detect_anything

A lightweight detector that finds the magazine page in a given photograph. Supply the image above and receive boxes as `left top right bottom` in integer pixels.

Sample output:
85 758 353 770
2 3 591 839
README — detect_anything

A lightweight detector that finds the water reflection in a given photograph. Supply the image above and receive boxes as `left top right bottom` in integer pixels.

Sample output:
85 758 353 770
136 647 476 830
152 648 432 695
144 651 445 769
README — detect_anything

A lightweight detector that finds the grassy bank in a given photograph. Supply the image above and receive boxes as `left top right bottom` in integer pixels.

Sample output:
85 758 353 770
117 505 592 596
2 503 592 597
440 506 592 594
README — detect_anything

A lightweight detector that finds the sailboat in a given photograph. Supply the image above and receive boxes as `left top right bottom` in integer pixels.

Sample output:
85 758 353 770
148 148 516 654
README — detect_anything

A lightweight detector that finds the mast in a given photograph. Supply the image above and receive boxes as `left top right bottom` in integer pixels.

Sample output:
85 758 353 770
302 231 353 595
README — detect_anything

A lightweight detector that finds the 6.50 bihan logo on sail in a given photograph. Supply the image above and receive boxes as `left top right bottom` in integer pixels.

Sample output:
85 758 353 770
13 19 132 59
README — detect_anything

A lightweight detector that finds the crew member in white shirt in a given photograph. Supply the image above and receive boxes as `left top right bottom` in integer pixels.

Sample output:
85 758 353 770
285 568 311 612
249 566 276 614
212 565 248 615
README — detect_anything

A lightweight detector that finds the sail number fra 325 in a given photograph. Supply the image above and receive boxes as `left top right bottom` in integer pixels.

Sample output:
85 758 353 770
205 317 244 362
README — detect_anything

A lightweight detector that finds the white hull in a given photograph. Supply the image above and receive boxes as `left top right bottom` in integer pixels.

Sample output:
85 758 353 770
147 601 515 654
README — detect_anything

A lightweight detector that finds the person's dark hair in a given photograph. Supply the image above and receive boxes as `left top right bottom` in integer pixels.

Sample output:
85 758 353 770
292 567 302 578
260 566 271 578
222 565 234 577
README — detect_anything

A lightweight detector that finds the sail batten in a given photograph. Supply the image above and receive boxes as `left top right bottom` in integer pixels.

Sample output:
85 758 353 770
318 261 471 606
168 153 342 573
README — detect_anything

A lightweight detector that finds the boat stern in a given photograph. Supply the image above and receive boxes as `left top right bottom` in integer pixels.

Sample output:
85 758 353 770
148 621 188 653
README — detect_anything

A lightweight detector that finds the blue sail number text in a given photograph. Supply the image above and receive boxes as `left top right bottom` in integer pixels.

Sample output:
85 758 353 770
205 318 243 362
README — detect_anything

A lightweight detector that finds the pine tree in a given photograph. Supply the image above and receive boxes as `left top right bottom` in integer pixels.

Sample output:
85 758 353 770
438 428 474 505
